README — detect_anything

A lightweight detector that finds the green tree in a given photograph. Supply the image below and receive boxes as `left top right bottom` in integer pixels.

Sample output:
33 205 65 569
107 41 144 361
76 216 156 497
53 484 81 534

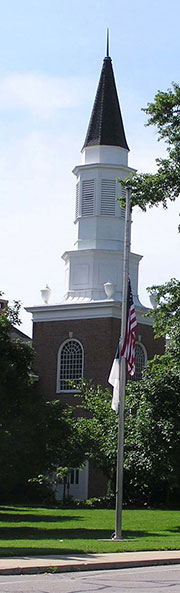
76 357 180 506
0 302 46 500
120 82 180 221
124 353 180 505
44 399 87 500
124 278 180 505
147 278 180 359
75 279 180 505
75 381 118 491
0 302 87 502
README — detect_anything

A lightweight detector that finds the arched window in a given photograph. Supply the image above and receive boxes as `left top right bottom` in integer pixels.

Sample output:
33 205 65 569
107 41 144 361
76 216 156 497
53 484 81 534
135 343 147 381
57 339 84 393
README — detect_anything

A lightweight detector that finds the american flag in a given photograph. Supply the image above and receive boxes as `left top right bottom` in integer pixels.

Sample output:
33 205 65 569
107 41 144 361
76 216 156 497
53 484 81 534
121 278 137 376
108 279 137 412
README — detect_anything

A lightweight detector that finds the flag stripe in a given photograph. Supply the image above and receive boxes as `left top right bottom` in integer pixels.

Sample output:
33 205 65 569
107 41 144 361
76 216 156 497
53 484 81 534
121 279 137 376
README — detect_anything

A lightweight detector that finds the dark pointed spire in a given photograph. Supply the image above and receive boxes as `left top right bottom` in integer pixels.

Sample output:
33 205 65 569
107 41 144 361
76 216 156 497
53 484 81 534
82 47 129 151
106 28 109 57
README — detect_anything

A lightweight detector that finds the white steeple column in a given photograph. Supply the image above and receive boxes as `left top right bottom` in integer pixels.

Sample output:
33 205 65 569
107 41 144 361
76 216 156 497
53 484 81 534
73 159 135 251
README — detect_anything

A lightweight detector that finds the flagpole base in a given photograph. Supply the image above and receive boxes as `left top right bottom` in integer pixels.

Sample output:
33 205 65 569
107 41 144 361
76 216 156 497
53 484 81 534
111 533 126 541
98 537 128 542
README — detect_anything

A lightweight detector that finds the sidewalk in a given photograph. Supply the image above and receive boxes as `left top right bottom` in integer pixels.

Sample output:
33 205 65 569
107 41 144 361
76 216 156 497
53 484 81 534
0 551 180 575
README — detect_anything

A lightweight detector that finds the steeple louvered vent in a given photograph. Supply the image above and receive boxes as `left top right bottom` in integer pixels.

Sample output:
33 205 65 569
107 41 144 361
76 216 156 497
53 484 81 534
120 185 126 218
82 180 95 216
75 182 80 219
101 179 116 216
120 186 126 198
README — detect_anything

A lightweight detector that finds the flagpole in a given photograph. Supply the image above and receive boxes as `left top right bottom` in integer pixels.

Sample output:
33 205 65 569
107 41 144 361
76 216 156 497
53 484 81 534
113 185 131 540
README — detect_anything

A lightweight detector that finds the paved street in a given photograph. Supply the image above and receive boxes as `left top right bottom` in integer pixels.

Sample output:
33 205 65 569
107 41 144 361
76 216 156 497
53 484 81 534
0 565 180 592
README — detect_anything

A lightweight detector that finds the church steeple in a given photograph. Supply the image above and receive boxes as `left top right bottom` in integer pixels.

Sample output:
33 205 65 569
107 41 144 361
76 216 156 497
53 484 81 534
61 44 138 304
82 49 129 151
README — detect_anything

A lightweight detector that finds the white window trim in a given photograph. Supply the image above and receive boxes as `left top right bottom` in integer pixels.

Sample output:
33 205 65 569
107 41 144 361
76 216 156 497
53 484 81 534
56 338 84 393
135 342 147 380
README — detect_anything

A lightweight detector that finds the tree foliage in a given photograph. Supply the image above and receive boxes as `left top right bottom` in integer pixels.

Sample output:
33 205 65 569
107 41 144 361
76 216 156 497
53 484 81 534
75 381 118 487
0 303 44 500
44 399 87 478
120 82 180 220
76 355 180 506
0 303 86 502
147 278 180 359
76 278 180 505
125 353 180 505
124 278 180 505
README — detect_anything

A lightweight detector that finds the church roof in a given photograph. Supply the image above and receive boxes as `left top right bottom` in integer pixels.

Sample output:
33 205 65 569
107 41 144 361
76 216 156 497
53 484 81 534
82 55 129 151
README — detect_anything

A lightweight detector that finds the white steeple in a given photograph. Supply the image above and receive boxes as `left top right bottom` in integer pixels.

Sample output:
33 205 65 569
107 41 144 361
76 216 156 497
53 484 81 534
62 52 142 305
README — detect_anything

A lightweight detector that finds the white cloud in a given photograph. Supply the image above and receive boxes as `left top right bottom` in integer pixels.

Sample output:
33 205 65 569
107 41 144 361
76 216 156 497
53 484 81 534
0 73 93 117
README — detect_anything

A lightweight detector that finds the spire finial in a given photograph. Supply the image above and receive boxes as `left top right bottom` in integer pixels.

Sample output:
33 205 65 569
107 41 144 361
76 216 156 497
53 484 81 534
106 28 110 57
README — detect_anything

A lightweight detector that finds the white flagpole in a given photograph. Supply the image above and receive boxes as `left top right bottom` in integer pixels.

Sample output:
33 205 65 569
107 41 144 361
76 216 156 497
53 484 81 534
113 185 131 540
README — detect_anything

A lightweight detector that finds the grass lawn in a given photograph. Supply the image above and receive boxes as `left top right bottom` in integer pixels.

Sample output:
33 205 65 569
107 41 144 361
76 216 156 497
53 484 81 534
0 505 180 556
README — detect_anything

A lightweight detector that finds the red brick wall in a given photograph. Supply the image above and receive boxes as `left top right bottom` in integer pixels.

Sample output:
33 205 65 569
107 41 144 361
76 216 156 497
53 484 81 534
33 315 164 499
33 317 164 402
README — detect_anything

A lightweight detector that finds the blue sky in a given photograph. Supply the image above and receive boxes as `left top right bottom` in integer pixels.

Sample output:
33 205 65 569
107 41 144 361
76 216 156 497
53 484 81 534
1 0 179 335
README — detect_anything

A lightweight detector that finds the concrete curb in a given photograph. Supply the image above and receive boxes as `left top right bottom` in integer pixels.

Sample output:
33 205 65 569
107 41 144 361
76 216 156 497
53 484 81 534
1 551 180 575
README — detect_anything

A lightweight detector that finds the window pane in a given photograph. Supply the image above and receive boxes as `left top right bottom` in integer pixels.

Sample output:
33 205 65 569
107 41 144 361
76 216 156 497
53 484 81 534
135 343 146 380
59 339 83 391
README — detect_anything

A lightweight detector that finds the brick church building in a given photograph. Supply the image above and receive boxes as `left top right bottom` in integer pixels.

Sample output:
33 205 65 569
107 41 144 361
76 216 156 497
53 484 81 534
26 47 164 499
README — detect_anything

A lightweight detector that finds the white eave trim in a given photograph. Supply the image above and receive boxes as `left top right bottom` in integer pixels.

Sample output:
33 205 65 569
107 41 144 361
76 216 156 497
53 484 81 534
62 249 143 263
25 300 153 326
81 144 130 155
73 163 136 176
